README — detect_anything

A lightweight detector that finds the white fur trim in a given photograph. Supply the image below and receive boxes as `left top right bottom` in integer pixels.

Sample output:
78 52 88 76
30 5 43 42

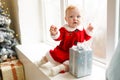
64 24 83 31
51 24 84 40
51 31 60 39
46 52 60 65
64 24 77 31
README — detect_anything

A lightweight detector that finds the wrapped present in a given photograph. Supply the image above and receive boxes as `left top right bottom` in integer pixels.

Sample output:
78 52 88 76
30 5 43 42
69 45 92 78
0 60 25 80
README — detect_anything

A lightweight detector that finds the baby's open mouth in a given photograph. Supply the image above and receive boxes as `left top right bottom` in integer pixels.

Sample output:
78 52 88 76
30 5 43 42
73 22 77 24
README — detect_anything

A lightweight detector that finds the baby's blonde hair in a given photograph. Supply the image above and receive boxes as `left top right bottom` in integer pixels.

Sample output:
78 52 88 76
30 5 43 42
65 5 79 16
65 5 84 23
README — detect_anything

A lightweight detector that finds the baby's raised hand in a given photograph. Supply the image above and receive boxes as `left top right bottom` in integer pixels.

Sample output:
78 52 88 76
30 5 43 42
87 23 94 32
50 25 58 36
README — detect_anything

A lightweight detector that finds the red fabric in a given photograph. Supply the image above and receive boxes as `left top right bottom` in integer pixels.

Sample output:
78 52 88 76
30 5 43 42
50 27 91 63
59 70 65 73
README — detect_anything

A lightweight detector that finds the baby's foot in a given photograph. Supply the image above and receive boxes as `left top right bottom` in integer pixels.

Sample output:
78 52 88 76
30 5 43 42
49 64 66 76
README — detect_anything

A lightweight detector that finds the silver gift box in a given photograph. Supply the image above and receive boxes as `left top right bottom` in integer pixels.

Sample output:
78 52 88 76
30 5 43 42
69 46 92 78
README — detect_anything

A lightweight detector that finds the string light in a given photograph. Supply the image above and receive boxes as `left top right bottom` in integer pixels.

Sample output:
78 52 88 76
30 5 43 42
0 0 19 40
0 0 10 17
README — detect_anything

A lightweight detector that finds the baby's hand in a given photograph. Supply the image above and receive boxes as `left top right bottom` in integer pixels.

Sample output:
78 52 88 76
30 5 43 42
87 23 94 31
50 25 58 36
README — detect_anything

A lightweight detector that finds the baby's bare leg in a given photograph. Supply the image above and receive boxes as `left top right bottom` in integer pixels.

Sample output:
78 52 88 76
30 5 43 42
35 56 48 67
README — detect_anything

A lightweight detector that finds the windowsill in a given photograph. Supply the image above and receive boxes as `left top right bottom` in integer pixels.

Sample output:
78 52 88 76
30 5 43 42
16 42 106 80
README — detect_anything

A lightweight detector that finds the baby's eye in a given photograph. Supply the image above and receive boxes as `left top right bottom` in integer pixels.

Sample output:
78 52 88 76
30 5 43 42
77 15 81 18
69 16 73 18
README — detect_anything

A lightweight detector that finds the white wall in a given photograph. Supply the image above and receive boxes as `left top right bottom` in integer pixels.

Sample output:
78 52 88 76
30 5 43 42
18 0 43 44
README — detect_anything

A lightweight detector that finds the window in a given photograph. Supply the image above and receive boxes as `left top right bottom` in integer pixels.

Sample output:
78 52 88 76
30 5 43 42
43 0 62 46
67 0 107 63
42 0 119 63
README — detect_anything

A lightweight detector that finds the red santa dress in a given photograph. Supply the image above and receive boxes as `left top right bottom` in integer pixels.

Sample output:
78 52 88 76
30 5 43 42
46 24 91 64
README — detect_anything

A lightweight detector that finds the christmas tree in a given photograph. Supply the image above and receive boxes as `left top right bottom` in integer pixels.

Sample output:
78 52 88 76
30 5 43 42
0 7 18 63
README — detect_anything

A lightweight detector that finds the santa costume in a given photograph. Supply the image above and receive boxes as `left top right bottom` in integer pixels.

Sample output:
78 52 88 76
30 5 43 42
46 24 92 65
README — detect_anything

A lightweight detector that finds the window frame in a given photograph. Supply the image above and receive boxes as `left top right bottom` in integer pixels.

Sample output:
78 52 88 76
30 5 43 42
41 0 119 64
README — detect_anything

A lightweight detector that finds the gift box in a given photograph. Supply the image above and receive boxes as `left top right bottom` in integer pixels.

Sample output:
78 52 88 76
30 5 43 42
0 60 25 80
69 45 92 78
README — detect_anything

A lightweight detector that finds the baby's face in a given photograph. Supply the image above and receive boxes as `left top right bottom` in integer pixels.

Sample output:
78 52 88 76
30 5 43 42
65 8 81 28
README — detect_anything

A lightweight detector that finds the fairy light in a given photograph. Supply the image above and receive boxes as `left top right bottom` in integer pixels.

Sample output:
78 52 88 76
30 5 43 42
0 0 19 40
0 0 10 17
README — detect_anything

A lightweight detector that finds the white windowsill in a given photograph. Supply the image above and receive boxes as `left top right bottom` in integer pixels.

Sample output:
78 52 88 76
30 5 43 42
16 42 106 80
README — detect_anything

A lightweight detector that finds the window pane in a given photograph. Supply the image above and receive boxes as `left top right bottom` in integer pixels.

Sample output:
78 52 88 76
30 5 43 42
68 0 107 62
68 0 84 8
44 0 61 44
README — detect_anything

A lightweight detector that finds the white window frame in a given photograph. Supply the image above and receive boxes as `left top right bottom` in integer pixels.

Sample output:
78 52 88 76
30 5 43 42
41 0 64 46
41 0 119 64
